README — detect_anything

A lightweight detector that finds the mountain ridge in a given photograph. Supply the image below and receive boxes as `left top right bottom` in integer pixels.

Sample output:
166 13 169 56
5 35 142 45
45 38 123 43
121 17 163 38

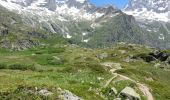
0 0 170 50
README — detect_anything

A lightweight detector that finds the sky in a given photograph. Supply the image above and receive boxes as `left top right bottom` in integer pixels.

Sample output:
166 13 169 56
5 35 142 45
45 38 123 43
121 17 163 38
90 0 129 9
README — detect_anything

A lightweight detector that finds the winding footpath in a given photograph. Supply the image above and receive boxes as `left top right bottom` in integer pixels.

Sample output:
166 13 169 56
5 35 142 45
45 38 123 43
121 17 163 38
103 62 154 100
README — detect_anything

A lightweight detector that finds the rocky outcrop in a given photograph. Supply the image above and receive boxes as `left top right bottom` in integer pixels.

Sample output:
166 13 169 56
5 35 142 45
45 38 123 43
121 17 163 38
149 51 170 62
97 53 108 59
119 87 141 100
38 89 53 96
133 50 170 65
109 87 118 95
60 90 83 100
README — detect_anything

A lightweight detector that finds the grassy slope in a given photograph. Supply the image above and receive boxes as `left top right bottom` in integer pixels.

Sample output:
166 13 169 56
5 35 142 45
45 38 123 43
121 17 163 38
0 39 170 99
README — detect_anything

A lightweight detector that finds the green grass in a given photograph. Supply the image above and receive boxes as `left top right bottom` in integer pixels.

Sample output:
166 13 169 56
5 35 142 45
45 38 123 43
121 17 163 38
0 43 169 99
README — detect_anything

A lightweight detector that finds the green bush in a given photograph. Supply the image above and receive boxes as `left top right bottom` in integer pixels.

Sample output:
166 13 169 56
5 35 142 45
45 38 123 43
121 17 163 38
35 51 44 54
0 63 7 69
8 64 36 71
47 57 65 65
69 62 107 74
48 47 65 54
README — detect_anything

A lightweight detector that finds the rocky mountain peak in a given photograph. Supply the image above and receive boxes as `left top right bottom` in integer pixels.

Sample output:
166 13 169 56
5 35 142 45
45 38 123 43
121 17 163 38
124 0 170 22
125 0 170 13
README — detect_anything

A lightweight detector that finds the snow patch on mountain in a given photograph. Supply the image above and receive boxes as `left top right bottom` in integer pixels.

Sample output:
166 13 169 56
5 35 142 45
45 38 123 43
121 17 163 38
125 10 169 22
75 0 86 3
0 0 108 20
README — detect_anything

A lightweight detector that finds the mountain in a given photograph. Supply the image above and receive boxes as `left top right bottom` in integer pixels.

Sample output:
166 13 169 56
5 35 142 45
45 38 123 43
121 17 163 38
1 1 170 99
124 0 170 49
124 0 170 22
0 0 147 49
0 0 170 50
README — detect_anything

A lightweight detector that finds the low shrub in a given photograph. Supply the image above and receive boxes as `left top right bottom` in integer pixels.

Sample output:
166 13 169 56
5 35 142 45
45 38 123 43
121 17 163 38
35 51 44 54
8 64 36 71
48 47 65 54
0 63 7 69
63 62 107 74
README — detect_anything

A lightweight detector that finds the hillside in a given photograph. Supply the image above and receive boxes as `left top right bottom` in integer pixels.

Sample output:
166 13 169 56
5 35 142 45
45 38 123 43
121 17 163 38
0 38 170 99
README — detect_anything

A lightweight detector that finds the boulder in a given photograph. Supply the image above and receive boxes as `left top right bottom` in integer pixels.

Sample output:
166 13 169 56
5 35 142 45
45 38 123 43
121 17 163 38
97 53 108 59
154 63 161 68
38 89 53 96
119 87 141 100
119 50 127 54
132 53 157 62
109 87 118 95
101 62 122 69
166 56 170 64
149 51 170 61
114 98 121 100
100 62 122 73
61 90 83 100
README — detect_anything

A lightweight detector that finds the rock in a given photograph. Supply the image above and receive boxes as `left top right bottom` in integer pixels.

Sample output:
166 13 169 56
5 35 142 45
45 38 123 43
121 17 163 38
166 56 170 64
97 53 108 59
97 77 104 81
38 89 53 96
101 62 122 69
114 98 121 100
112 53 118 57
88 87 92 91
149 51 170 61
57 87 62 92
31 53 36 56
124 57 136 63
145 77 154 82
109 87 118 95
119 50 127 54
154 63 161 68
100 62 122 73
133 53 157 62
119 87 141 100
61 90 83 100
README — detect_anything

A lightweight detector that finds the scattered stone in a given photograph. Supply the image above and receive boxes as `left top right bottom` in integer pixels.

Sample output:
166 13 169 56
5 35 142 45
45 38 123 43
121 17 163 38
81 80 84 83
101 62 122 69
31 53 36 56
124 57 136 63
149 51 170 61
109 87 118 95
145 77 154 82
97 77 104 81
61 90 83 100
57 87 62 92
119 87 141 100
114 98 121 100
166 56 170 64
119 50 127 54
53 56 61 60
88 87 92 91
154 63 161 68
97 53 108 59
112 53 118 57
101 62 122 73
38 89 53 96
